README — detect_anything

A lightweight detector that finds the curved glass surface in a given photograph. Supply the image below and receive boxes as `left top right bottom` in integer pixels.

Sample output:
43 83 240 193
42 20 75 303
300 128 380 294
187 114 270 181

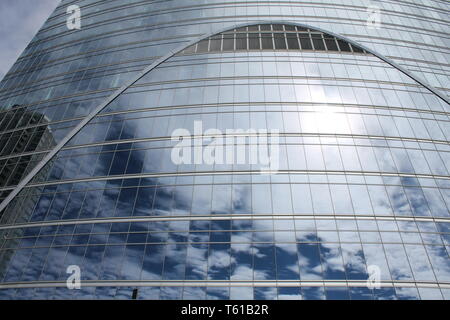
0 2 449 300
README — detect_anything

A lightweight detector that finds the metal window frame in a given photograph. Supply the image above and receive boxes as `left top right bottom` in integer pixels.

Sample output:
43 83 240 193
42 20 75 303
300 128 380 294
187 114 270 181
1 20 448 214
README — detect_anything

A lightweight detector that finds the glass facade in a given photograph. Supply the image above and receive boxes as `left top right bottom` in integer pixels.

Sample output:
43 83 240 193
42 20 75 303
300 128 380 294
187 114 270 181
0 0 449 300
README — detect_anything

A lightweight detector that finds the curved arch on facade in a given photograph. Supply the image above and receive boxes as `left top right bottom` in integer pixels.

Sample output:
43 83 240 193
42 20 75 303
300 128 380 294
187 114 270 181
0 20 448 213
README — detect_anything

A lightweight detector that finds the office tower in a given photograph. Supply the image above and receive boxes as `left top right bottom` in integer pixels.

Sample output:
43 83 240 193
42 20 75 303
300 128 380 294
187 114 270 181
0 0 448 300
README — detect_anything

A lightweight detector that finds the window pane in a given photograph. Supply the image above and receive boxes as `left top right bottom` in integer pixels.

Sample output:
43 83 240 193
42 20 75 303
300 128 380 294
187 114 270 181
248 33 260 49
196 39 209 53
325 38 338 51
236 33 247 50
338 40 351 51
272 24 284 31
223 34 234 50
261 33 273 49
286 33 299 50
209 35 222 51
299 37 312 50
274 33 287 49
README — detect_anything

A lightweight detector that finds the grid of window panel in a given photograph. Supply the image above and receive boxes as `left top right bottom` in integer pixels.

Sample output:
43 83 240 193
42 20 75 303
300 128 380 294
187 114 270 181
1 0 447 100
1 51 447 196
0 215 449 299
179 24 367 55
0 1 449 300
1 37 449 300
0 0 448 192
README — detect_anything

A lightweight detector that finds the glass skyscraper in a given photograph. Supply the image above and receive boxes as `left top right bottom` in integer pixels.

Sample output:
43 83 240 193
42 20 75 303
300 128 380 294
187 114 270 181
0 0 448 300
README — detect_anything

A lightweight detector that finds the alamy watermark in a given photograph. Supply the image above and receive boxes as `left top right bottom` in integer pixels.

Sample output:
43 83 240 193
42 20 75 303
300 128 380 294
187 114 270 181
66 265 81 289
171 121 280 173
366 265 381 289
66 5 81 30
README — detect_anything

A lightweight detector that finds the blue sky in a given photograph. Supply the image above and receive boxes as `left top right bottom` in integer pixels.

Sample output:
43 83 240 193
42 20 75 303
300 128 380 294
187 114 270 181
0 0 60 81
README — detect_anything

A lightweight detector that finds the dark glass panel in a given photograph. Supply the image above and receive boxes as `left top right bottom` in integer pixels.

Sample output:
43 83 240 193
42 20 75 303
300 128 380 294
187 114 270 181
312 38 326 50
223 34 234 50
141 244 165 280
297 243 323 281
108 150 130 176
325 287 350 300
286 33 300 49
162 243 187 280
296 26 309 32
209 36 222 51
325 38 338 51
351 45 365 53
337 39 351 51
115 187 138 217
261 33 274 49
254 244 276 280
299 36 313 50
272 24 284 31
248 33 261 50
235 33 247 50
284 25 296 31
125 150 144 175
275 244 299 279
274 33 287 49
196 39 209 53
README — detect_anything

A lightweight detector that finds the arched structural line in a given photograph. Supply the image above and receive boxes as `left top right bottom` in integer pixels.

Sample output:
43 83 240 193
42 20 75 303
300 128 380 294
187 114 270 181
0 20 448 213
